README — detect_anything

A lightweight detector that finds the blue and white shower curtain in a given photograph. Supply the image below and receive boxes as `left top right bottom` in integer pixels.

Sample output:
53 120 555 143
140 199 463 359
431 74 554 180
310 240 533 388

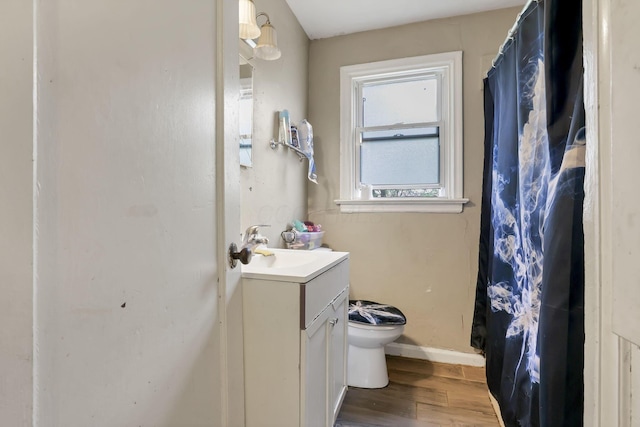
471 0 585 425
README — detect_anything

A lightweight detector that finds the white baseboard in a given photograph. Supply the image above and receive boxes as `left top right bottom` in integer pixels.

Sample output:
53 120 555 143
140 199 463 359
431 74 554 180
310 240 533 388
385 342 485 367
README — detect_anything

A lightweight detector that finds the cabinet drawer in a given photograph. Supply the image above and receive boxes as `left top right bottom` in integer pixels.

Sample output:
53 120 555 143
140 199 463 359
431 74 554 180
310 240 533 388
305 287 348 338
301 259 349 330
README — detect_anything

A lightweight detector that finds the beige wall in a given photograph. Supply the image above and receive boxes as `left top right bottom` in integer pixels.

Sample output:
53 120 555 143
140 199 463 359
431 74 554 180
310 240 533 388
307 7 521 353
240 0 310 245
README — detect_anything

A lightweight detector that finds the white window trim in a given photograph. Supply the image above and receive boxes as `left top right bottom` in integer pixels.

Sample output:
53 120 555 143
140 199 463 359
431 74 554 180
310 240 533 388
336 51 468 213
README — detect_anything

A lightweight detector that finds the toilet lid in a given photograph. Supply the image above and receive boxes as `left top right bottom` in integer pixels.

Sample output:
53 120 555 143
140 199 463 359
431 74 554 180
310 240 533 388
348 300 407 326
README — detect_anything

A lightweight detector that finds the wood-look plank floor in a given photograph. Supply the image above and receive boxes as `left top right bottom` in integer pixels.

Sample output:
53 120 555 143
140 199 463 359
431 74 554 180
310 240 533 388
335 355 499 427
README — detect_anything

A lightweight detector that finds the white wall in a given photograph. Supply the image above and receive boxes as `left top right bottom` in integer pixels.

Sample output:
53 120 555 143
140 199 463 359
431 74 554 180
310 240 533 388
30 1 223 426
0 1 33 424
608 0 640 349
240 0 310 245
583 0 640 424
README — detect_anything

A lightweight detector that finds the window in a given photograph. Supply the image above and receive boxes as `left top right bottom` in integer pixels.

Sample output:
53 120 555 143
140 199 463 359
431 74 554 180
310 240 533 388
337 51 467 213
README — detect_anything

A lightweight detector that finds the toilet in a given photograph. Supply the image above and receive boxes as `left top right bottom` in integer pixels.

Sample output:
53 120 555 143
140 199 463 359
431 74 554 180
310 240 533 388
347 300 407 389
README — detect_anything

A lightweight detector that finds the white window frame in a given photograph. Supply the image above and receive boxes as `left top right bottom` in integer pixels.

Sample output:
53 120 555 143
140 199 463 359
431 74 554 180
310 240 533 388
336 51 468 213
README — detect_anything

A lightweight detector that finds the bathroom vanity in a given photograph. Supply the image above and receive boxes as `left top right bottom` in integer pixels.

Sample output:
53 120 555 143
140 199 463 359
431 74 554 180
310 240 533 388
242 249 350 427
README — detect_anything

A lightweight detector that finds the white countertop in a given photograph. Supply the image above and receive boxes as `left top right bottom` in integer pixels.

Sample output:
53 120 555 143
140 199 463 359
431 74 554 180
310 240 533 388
241 248 349 283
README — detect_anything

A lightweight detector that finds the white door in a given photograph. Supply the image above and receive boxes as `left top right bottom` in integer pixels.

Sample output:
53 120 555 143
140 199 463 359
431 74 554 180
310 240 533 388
0 0 242 426
217 0 246 425
0 1 35 424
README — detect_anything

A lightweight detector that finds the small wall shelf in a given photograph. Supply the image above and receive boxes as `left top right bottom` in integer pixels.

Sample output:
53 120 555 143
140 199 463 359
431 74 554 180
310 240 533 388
270 139 307 161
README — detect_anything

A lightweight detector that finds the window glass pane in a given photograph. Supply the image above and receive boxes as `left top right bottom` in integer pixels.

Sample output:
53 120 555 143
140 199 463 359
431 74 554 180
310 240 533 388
362 77 438 127
373 188 440 198
360 127 439 185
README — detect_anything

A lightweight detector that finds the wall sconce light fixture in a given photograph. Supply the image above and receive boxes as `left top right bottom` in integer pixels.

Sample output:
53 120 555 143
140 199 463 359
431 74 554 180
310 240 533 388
239 0 260 39
239 0 281 61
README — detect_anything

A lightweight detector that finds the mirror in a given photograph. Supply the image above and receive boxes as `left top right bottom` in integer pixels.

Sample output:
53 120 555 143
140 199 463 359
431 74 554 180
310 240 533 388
239 59 254 167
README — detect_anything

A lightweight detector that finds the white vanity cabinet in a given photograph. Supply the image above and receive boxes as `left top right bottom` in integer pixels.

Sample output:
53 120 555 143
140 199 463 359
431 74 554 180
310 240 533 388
242 254 349 427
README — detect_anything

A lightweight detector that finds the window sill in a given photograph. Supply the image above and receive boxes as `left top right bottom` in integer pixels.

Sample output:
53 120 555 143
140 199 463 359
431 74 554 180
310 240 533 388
334 198 469 213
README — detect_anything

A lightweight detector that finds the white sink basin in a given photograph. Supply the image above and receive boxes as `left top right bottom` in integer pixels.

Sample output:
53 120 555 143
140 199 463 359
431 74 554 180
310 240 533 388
249 249 318 269
241 248 349 282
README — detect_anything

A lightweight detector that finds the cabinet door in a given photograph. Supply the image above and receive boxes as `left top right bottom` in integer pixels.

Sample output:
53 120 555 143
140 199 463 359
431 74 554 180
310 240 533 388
303 308 329 427
302 286 349 427
329 290 348 424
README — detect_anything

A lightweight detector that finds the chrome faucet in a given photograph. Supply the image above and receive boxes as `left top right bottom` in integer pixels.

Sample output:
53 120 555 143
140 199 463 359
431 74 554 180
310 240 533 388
241 225 270 252
229 225 270 266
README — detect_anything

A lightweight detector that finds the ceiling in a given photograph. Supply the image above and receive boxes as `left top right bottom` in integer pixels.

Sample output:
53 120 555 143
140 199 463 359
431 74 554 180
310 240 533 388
284 0 527 40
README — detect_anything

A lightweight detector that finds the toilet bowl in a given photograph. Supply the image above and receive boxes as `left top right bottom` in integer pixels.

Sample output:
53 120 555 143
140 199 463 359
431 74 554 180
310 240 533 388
347 300 406 389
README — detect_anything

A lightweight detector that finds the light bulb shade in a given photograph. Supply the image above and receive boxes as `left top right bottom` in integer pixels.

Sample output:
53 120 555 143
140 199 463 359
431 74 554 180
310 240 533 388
254 23 281 60
239 0 260 40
